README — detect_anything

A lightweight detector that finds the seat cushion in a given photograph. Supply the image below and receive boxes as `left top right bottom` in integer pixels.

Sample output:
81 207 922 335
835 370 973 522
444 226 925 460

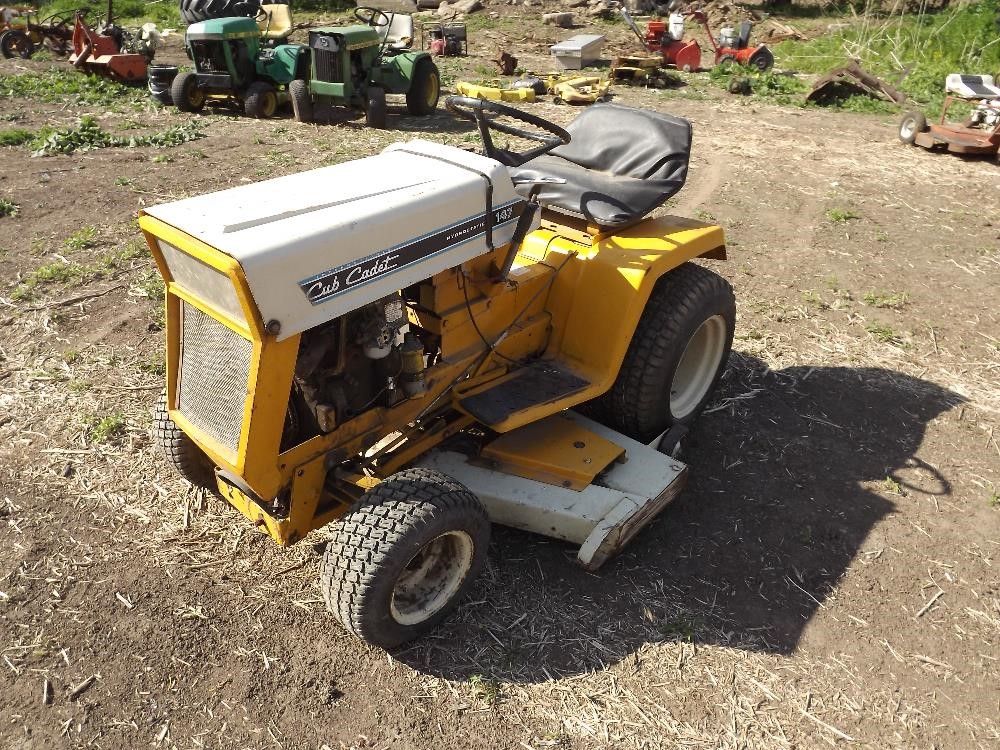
510 103 691 227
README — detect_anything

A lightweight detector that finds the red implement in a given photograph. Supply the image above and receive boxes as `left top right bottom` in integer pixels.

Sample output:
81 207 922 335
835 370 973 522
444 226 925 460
69 12 147 83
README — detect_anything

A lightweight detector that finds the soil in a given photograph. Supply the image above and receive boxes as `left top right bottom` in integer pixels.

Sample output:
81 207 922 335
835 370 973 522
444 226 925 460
1 5 998 750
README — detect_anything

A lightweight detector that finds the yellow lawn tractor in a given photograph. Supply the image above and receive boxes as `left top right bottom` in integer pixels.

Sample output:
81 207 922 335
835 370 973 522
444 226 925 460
140 98 734 649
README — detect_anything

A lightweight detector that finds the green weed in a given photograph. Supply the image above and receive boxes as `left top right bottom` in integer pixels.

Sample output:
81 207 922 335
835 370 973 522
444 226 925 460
866 322 903 345
826 207 860 222
863 291 907 309
89 413 126 444
1 70 147 110
0 199 19 217
31 116 205 156
880 476 904 496
64 226 97 251
468 674 501 705
660 614 700 642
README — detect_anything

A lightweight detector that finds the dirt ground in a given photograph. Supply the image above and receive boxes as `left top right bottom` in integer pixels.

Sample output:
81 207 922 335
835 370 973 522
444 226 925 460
1 6 999 750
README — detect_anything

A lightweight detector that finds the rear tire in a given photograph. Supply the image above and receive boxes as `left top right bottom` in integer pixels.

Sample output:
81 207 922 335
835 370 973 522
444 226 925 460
320 468 490 649
366 86 387 129
171 71 206 113
898 110 926 145
405 58 440 116
289 79 312 123
582 262 735 443
244 80 278 118
179 0 262 24
749 47 774 72
154 390 214 488
1 30 35 59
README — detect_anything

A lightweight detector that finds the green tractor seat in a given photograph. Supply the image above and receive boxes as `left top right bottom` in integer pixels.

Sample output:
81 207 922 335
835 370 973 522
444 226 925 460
258 3 292 42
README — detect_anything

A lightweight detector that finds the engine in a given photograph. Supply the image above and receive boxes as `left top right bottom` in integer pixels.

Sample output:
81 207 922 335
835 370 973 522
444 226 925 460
970 99 1000 130
292 293 431 436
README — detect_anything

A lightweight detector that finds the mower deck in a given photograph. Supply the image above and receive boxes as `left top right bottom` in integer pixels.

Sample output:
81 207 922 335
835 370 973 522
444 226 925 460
417 412 688 570
915 124 999 154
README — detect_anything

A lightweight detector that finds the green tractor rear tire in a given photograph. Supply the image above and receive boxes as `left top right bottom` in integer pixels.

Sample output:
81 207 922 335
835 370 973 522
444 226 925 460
289 79 312 123
171 72 206 113
406 58 440 116
582 262 735 443
244 81 278 119
366 86 387 129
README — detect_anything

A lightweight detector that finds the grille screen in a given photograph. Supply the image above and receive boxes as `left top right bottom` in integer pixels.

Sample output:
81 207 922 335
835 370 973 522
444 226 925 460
178 301 253 454
314 47 341 83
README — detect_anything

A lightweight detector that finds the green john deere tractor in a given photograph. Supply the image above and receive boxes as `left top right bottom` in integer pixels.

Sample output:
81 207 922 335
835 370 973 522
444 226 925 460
288 5 440 129
171 4 308 118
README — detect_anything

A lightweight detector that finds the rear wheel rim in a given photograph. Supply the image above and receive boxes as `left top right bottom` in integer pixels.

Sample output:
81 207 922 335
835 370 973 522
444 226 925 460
425 73 440 108
670 314 726 419
187 83 205 108
261 91 276 117
390 531 474 626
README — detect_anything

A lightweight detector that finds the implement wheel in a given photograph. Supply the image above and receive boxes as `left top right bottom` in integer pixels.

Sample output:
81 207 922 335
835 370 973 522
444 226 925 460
1 30 35 59
582 262 735 443
320 468 490 648
171 72 206 113
154 391 214 488
898 110 926 145
405 58 440 116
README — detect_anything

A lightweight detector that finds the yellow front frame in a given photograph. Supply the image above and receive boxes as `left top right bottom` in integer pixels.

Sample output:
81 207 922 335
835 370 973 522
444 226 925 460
140 210 725 547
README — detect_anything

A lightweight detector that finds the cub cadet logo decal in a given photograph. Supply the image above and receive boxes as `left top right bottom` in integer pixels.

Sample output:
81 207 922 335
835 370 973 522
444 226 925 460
299 201 523 305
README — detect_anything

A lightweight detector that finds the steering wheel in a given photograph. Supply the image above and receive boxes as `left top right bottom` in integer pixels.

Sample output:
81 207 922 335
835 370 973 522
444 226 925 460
445 96 571 168
354 6 391 27
40 13 70 29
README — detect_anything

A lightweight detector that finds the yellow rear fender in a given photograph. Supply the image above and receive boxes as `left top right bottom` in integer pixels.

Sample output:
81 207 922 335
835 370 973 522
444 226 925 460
521 215 726 395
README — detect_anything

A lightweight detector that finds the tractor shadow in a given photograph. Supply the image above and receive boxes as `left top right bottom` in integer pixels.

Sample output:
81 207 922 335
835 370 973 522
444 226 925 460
394 356 964 682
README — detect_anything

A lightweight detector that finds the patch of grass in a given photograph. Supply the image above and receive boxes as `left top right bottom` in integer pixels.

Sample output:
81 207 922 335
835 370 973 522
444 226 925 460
68 379 91 393
64 226 97 251
0 199 19 218
708 66 808 104
866 322 904 345
88 413 126 444
880 476 905 496
115 176 135 187
801 289 826 307
11 260 97 300
151 153 173 164
826 207 860 222
0 128 35 147
660 614 700 642
39 0 181 28
1 70 147 110
31 116 205 157
863 291 907 309
468 674 501 705
773 1 1000 117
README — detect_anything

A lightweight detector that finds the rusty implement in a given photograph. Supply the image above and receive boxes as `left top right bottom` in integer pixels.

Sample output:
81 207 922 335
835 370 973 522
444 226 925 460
69 12 148 82
807 59 908 106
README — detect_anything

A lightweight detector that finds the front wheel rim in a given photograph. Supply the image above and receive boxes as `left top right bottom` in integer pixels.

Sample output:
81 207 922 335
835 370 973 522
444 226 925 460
670 314 727 419
390 531 474 626
900 118 916 138
425 74 440 108
262 92 276 117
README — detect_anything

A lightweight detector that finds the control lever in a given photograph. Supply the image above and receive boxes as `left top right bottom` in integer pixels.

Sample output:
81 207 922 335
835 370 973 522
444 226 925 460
498 178 566 282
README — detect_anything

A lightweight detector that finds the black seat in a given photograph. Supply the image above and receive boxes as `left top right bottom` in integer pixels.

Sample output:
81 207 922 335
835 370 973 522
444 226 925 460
510 104 691 228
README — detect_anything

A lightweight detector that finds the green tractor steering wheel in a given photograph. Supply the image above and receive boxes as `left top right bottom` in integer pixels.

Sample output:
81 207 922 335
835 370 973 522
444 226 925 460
354 6 391 27
445 95 571 168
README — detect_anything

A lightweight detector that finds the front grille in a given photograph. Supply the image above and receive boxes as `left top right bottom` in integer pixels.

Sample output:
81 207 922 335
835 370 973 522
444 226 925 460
178 301 253 454
313 47 341 83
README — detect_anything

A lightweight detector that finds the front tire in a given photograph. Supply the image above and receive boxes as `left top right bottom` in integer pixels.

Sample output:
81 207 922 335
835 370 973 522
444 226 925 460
582 262 735 443
171 71 206 113
320 468 490 649
244 81 278 118
154 391 214 488
405 58 440 116
289 79 312 123
898 110 926 145
749 47 774 72
366 86 387 129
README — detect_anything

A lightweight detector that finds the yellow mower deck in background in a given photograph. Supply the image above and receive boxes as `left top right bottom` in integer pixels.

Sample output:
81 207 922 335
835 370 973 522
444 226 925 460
141 97 734 649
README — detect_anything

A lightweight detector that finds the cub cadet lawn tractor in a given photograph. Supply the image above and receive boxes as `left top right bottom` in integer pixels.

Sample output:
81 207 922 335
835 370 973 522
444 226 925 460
141 97 735 649
288 6 439 129
171 4 308 118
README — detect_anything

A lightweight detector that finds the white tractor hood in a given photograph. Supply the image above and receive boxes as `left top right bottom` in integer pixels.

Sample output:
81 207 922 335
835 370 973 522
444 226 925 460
144 140 530 340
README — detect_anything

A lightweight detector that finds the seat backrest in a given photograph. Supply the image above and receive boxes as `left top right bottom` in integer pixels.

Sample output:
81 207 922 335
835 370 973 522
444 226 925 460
945 73 1000 99
376 13 413 47
258 3 292 40
737 21 752 49
552 103 691 185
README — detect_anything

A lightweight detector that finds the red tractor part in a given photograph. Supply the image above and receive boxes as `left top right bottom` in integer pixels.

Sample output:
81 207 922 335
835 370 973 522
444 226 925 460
69 12 148 82
691 11 773 72
643 16 701 73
